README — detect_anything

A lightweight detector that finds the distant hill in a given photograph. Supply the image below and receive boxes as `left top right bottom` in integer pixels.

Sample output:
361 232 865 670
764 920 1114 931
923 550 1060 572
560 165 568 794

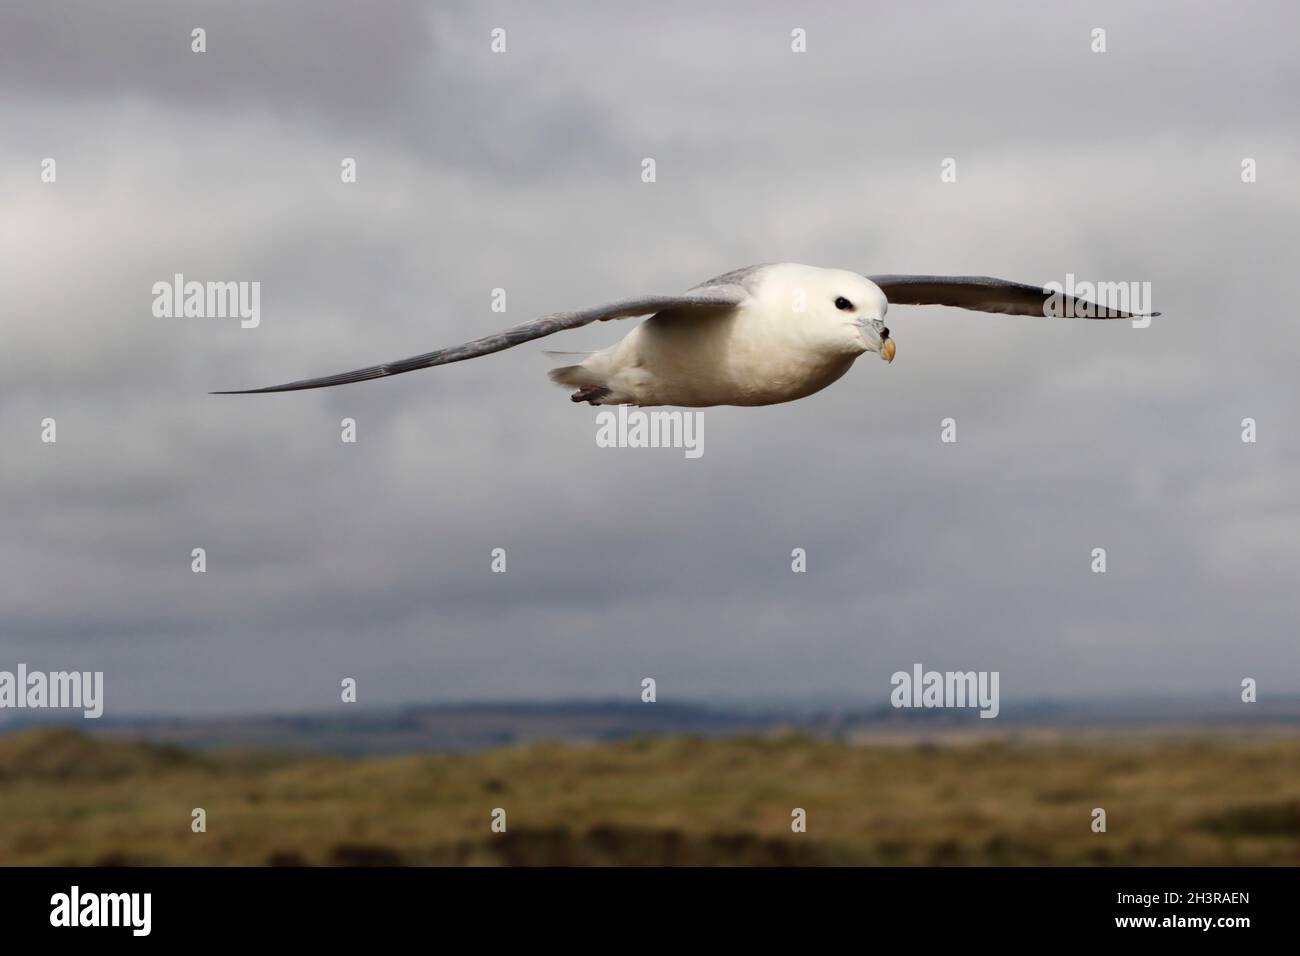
0 727 205 782
2 695 1298 757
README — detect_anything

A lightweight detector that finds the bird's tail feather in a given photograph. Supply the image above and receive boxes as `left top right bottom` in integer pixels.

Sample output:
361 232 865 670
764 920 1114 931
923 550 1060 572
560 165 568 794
548 363 601 388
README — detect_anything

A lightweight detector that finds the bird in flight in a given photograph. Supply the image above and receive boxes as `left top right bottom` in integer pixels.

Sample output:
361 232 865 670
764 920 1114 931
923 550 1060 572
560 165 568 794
214 263 1155 407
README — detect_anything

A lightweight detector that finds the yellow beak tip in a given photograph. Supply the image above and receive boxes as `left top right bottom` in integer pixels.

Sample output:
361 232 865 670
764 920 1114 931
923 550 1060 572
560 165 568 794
882 340 896 363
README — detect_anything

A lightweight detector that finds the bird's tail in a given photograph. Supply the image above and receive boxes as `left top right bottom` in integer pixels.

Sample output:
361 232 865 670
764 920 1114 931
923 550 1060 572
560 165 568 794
545 349 602 388
547 363 600 388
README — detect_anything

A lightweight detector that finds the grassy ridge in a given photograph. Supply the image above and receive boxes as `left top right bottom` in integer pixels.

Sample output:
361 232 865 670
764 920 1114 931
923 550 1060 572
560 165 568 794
2 729 1298 865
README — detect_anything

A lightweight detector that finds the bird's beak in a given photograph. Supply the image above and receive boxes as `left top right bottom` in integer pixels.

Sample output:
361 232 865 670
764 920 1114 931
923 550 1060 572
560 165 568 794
863 318 895 363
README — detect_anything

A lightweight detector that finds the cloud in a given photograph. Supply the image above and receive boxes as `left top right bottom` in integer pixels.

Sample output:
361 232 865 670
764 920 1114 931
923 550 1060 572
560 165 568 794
2 0 1298 715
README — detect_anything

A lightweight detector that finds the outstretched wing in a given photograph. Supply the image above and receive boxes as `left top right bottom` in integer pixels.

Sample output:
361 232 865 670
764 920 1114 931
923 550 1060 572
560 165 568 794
212 286 747 394
868 275 1158 320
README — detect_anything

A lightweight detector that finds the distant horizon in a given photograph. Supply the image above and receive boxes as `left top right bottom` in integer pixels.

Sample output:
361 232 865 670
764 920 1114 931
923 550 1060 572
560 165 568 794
3 689 1297 726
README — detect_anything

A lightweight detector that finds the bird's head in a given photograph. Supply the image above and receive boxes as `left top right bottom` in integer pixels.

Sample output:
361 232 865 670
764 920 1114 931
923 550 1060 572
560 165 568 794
784 267 894 362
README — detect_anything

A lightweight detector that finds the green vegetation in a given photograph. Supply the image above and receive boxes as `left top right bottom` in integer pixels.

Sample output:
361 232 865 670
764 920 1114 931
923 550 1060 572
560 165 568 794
2 728 1298 865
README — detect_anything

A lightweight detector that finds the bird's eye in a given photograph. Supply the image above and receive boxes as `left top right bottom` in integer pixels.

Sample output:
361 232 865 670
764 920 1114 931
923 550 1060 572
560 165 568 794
834 297 853 311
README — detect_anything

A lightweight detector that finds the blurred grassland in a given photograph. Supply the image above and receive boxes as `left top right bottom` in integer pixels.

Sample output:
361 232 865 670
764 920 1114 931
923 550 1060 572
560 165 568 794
1 728 1298 865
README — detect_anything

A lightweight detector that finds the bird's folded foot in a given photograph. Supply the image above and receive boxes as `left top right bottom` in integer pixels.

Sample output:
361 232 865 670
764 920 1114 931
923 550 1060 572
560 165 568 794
570 385 612 405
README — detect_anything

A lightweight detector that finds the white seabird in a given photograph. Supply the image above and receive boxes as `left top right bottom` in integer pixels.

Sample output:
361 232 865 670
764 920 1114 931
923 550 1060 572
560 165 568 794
214 262 1155 407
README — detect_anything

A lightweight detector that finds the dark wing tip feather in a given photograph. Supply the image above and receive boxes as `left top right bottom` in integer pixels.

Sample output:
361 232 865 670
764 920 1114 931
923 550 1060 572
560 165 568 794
869 274 1158 320
211 365 392 393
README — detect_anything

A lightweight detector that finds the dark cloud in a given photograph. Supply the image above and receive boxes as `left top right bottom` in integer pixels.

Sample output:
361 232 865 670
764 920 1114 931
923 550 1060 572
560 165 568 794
1 0 1297 716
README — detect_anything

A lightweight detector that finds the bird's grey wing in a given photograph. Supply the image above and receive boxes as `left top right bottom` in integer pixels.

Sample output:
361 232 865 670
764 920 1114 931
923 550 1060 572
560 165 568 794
868 275 1158 320
691 263 775 294
212 286 746 394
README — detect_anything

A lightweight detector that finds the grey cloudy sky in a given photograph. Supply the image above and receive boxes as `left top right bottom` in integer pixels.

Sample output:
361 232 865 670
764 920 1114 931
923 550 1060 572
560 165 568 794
2 0 1298 716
